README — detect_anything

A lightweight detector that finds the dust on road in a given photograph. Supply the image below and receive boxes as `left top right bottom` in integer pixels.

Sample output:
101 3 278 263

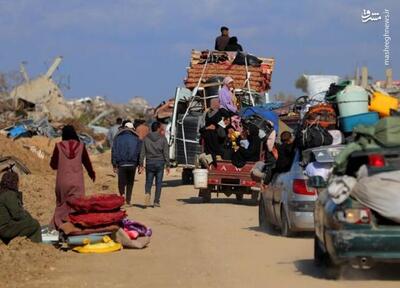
27 174 400 287
1 144 400 288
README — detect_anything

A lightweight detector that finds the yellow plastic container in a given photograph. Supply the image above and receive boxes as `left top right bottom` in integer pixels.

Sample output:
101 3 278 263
73 236 122 254
369 91 399 117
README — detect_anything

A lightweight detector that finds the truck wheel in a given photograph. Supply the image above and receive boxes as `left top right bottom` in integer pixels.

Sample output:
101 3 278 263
199 189 211 203
235 193 243 201
182 169 193 185
281 207 294 237
251 190 259 203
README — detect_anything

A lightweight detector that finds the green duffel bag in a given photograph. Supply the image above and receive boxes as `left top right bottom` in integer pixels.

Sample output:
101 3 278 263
373 116 400 147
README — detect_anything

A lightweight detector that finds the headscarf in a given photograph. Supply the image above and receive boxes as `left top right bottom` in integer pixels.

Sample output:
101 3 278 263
0 171 19 194
125 122 134 129
62 125 80 142
223 76 234 86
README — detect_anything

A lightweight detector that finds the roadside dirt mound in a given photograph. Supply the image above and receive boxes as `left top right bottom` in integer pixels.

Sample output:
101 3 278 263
0 135 53 173
0 135 56 223
0 237 63 288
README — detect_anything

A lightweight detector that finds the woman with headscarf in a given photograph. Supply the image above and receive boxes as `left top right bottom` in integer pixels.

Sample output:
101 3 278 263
49 125 96 230
218 76 238 114
0 170 42 244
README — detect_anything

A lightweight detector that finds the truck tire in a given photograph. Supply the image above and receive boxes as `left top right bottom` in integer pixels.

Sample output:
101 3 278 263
235 193 244 202
199 189 211 203
251 190 259 204
182 168 193 185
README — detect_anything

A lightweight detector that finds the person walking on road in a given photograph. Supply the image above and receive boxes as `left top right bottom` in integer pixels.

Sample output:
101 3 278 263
107 117 122 147
50 125 95 229
112 121 142 206
139 121 170 208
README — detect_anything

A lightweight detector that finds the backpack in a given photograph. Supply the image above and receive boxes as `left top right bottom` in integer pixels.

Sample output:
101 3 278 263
298 124 333 150
304 103 337 128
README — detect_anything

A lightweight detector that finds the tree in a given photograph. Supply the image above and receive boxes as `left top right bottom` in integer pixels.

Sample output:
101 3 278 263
272 92 296 102
295 75 307 93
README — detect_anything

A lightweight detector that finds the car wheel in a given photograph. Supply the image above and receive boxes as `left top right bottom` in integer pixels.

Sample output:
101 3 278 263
281 207 294 237
314 236 327 266
314 236 341 279
259 197 269 231
235 193 243 202
199 189 211 203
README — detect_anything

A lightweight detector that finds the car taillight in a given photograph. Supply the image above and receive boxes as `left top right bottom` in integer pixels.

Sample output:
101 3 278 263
293 179 316 196
336 208 371 224
368 154 385 167
242 180 256 187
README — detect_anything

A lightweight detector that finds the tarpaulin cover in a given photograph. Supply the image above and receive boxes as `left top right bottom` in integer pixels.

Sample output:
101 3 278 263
69 211 126 227
241 107 279 134
68 194 125 213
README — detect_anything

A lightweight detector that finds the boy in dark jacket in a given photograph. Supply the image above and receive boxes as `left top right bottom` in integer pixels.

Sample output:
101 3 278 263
139 121 170 207
0 170 42 244
112 122 142 205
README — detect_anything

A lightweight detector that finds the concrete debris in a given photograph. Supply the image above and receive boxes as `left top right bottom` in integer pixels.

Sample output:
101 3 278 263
0 57 155 154
22 145 49 160
9 56 73 121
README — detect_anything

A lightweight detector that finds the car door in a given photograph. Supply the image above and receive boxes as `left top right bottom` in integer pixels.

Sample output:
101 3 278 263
275 151 301 227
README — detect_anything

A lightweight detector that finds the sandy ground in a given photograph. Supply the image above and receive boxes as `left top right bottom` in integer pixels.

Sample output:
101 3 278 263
1 136 400 288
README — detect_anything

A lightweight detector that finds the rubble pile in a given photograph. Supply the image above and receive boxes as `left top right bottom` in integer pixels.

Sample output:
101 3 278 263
0 57 154 154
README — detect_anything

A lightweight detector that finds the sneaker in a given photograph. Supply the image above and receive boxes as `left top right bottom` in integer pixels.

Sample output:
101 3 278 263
145 194 151 207
154 202 160 208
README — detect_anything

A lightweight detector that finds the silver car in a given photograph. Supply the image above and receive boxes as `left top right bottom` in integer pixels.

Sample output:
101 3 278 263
259 145 344 237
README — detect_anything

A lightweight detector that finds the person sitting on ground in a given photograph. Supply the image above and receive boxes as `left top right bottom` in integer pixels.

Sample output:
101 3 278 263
274 131 295 173
50 125 96 230
107 117 122 148
224 36 243 52
0 169 42 244
218 77 238 114
215 26 230 51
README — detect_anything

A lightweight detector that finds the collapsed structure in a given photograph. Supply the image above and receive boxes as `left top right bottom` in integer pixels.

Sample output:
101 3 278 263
9 57 73 120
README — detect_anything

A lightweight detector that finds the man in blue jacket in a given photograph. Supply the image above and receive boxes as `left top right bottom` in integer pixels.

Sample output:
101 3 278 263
112 122 142 206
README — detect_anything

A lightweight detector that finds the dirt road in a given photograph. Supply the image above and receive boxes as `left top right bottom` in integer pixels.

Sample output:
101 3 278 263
18 170 398 288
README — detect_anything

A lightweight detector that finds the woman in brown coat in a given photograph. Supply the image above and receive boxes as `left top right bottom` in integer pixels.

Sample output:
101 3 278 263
50 125 95 230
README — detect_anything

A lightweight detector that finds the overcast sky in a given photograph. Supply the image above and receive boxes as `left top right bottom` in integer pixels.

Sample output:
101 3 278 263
0 0 398 105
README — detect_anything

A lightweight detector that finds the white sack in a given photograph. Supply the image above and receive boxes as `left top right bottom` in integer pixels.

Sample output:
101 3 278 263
351 170 400 223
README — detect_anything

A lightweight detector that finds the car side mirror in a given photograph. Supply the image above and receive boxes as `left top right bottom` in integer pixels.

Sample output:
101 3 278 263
307 176 327 188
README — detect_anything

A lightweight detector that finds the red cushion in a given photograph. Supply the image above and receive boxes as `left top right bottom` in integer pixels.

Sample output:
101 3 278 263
68 194 125 212
69 211 126 227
